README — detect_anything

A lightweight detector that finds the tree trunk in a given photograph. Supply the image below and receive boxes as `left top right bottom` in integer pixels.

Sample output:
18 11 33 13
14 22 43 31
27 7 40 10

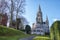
16 8 19 29
10 0 14 27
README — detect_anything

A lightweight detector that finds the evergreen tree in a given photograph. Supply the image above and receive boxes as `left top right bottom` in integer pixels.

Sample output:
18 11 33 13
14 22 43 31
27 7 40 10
25 25 31 34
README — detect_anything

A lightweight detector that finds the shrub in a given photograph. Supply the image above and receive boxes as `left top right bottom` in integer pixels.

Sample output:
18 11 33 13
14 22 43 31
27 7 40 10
33 36 50 40
50 21 60 40
25 25 31 34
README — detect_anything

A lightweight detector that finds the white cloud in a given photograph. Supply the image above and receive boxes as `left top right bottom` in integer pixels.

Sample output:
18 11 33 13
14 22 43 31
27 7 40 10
53 18 60 22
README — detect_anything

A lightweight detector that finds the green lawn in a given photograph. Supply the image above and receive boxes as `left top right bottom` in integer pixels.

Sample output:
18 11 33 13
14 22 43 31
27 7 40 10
33 36 50 40
0 25 30 40
0 35 29 40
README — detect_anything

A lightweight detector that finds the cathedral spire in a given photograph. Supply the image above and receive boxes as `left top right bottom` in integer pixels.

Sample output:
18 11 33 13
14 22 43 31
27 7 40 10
36 5 43 23
46 15 49 26
39 5 41 12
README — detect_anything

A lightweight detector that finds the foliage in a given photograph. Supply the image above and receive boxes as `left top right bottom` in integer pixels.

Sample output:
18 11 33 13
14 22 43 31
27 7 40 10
33 36 50 40
50 21 60 40
45 32 50 36
0 36 23 40
25 25 31 34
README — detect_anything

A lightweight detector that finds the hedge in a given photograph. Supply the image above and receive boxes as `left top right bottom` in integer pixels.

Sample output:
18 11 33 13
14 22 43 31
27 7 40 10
50 21 60 40
33 36 50 40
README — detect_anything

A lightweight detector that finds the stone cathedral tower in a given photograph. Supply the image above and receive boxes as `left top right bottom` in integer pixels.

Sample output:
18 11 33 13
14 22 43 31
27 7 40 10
36 5 43 24
31 5 49 35
46 15 49 26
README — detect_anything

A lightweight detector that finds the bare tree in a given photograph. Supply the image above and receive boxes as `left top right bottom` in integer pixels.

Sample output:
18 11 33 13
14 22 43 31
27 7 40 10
10 0 14 27
0 0 14 27
0 0 8 13
0 0 25 29
13 0 25 29
7 0 25 29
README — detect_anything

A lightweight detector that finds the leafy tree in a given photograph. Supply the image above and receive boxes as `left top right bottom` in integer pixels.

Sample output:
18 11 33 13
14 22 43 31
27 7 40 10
25 25 31 34
50 21 60 40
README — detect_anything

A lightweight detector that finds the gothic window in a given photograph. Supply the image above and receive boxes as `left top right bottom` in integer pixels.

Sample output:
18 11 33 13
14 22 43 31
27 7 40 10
40 30 43 32
38 18 40 21
37 30 40 32
37 26 41 28
37 17 41 22
34 30 36 32
37 14 40 17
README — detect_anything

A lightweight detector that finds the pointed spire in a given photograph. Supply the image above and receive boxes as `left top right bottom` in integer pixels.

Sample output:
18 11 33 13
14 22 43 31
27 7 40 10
46 15 48 20
36 5 43 23
46 15 49 26
38 5 41 12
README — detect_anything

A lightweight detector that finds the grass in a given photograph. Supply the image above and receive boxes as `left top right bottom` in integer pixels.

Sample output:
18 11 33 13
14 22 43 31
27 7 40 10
33 36 50 40
0 35 29 40
0 25 30 40
0 36 20 40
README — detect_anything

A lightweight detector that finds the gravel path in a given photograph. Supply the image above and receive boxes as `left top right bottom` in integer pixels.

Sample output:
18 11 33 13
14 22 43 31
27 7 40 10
19 36 35 40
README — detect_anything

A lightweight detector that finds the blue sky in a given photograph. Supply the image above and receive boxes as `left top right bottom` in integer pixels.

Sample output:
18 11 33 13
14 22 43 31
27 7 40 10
23 0 60 27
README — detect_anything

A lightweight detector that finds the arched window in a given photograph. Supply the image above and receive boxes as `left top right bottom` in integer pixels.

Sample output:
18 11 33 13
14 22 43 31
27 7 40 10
34 30 36 32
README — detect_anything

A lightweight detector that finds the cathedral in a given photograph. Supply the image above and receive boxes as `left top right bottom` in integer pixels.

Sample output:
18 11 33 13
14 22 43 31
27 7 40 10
31 5 49 35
